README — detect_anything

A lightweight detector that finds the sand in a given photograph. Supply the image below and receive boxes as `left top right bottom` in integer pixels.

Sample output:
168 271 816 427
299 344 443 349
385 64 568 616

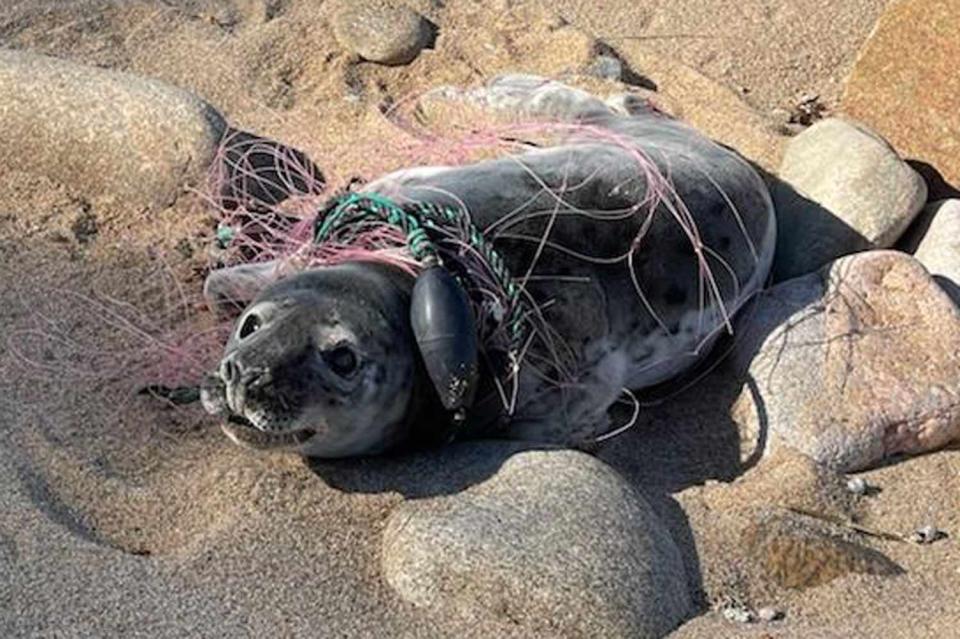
2 1 957 637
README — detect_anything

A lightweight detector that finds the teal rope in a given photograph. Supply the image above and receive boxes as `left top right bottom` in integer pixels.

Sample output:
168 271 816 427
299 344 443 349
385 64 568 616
314 193 529 350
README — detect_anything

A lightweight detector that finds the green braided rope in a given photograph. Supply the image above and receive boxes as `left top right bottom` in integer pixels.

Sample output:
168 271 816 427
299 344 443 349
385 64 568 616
314 193 529 351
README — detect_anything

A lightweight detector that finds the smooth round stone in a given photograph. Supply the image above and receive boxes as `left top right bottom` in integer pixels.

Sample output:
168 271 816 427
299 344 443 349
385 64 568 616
587 54 623 81
730 250 960 472
757 607 783 622
0 49 226 211
331 1 432 66
901 200 960 306
771 118 927 281
381 444 692 638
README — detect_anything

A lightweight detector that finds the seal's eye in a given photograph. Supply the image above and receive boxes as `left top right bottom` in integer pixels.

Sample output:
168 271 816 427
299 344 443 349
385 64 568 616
238 313 262 339
323 346 358 377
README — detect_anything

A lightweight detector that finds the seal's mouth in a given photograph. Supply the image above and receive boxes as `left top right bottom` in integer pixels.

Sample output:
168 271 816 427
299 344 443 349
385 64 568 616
221 414 316 450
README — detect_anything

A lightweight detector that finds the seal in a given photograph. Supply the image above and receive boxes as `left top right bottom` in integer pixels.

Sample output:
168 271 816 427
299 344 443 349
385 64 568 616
200 75 777 458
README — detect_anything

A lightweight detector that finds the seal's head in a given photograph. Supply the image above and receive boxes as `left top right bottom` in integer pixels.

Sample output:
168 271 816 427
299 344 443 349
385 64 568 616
201 262 420 458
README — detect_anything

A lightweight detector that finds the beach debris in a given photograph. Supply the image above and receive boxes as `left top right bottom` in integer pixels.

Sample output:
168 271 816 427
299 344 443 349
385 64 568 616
908 525 948 545
722 604 755 624
788 93 826 126
846 476 868 496
70 208 98 246
757 607 784 622
743 508 903 590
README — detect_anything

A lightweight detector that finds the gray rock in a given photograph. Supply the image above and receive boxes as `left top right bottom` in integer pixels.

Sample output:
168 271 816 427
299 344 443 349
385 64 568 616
721 605 754 624
772 118 927 281
909 525 947 545
845 476 868 496
331 1 432 66
381 444 692 638
587 54 623 81
901 200 960 305
757 607 783 622
0 49 226 211
730 250 960 471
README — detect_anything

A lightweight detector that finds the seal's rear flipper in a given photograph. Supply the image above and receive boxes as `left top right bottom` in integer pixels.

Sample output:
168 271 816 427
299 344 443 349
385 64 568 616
216 128 326 211
428 74 614 123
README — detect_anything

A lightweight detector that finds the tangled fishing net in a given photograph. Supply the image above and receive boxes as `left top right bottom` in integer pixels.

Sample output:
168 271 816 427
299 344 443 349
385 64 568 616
7 81 747 440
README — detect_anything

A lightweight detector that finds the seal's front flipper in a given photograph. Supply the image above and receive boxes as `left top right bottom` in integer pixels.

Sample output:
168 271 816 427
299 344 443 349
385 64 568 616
203 259 290 318
138 385 201 405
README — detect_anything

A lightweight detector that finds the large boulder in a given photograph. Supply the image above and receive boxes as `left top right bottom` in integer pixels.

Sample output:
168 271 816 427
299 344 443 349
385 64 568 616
771 118 927 281
0 49 226 210
381 444 692 639
843 0 960 199
730 250 960 471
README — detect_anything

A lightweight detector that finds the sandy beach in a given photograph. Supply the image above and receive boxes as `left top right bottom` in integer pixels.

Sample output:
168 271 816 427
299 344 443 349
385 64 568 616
1 1 958 637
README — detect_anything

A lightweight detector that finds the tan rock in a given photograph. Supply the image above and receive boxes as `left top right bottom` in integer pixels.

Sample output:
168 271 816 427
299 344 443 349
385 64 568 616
675 449 890 605
331 0 433 66
741 508 902 590
843 0 960 197
730 250 960 471
772 118 927 281
0 49 226 211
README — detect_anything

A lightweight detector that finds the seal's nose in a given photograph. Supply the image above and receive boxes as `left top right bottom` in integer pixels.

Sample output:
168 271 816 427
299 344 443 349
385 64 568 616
220 354 247 414
220 354 242 387
219 355 270 415
221 355 269 388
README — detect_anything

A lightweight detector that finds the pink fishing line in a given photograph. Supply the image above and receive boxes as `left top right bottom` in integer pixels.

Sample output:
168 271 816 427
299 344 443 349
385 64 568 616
9 83 738 443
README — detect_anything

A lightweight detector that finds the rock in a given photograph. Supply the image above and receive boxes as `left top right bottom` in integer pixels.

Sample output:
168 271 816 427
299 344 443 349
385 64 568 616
843 0 960 199
757 607 783 622
0 49 226 211
909 525 948 545
742 509 902 590
331 1 433 66
772 118 927 281
845 477 868 496
730 250 960 472
721 605 754 624
381 444 692 638
586 54 623 81
901 200 960 305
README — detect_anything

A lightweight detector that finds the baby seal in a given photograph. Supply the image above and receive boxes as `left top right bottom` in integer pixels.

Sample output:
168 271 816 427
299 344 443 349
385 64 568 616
201 75 777 458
